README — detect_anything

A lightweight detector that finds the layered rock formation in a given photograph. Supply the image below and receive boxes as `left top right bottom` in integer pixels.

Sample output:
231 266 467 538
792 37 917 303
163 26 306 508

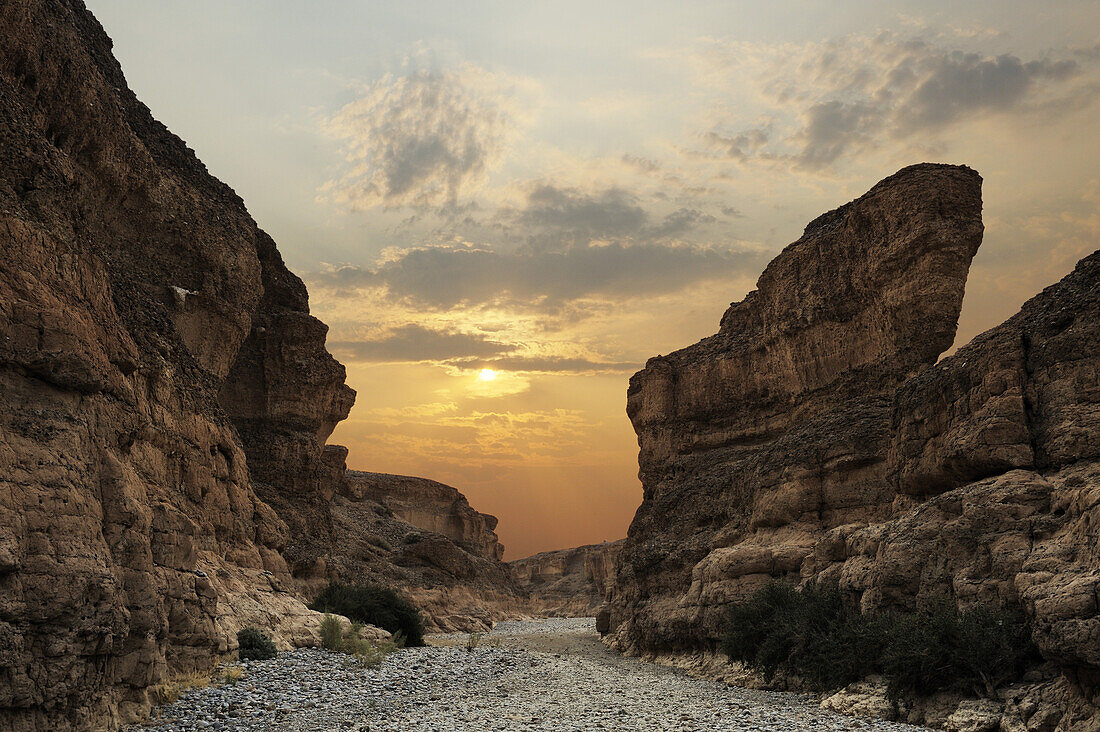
345 472 505 561
511 541 623 616
0 2 520 729
608 163 1100 726
325 471 524 632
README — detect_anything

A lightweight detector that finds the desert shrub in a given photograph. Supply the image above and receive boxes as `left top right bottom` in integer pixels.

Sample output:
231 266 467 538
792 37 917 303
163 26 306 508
216 666 245 686
880 602 1036 699
723 581 1037 699
309 582 424 646
316 616 402 668
366 534 393 552
237 627 277 661
319 613 343 651
722 581 878 690
466 632 483 652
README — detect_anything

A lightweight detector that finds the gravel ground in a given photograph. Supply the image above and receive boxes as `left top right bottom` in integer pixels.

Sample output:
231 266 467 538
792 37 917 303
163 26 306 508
132 618 929 731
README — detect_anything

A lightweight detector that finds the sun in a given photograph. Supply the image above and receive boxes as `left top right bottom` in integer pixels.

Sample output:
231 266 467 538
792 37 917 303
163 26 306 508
477 368 498 382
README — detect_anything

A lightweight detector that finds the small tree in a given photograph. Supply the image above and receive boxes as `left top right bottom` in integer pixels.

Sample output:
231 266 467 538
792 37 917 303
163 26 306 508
309 582 425 646
237 627 277 661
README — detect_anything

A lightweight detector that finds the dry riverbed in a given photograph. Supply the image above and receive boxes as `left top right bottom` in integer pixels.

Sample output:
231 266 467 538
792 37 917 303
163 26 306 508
133 618 930 731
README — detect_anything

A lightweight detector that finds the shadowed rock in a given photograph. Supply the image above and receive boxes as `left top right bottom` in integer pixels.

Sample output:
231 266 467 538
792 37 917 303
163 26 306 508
511 540 624 616
0 1 520 728
611 163 984 653
608 163 1100 727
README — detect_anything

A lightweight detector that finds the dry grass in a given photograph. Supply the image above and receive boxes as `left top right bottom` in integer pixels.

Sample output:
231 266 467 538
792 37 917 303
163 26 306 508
148 671 211 705
216 665 245 686
148 665 247 706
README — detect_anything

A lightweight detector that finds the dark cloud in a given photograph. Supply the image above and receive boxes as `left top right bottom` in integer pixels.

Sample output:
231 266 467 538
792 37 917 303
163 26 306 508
312 241 763 310
324 67 510 209
329 324 510 362
647 208 717 238
621 154 661 172
894 54 1078 133
797 101 880 167
516 185 648 239
500 184 717 248
705 36 1088 170
447 356 640 373
703 128 769 161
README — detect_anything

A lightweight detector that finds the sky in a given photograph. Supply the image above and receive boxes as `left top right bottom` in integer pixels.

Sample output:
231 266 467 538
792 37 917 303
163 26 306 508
86 1 1100 558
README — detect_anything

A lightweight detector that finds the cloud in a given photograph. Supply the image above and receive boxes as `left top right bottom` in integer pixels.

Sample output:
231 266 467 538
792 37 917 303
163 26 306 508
695 34 1091 169
446 355 639 373
894 53 1077 133
311 240 763 310
647 208 717 238
322 63 519 209
516 185 648 241
496 184 719 249
329 324 510 362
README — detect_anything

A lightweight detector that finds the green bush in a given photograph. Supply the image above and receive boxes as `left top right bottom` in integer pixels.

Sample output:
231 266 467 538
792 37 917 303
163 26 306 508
237 627 277 661
722 581 1036 699
316 614 404 668
309 582 425 646
722 581 878 690
319 613 343 651
880 602 1036 699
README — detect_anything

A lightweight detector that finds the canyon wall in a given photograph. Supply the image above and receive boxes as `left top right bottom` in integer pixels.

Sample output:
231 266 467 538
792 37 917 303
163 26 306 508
608 163 1100 726
510 540 623 616
0 1 520 729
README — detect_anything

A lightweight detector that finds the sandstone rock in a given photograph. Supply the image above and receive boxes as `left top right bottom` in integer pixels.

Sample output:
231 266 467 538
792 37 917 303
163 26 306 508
0 2 522 728
510 540 624 616
0 0 326 725
324 473 528 633
610 163 985 653
608 162 1100 727
344 471 505 560
942 699 1003 732
820 677 898 721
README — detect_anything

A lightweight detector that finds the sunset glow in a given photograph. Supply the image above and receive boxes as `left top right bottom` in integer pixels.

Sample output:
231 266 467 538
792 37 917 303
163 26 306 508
88 0 1100 558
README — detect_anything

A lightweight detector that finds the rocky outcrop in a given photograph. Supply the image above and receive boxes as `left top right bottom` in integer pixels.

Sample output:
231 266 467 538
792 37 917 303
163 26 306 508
608 163 1100 726
510 541 623 616
0 2 519 729
0 0 331 726
344 472 505 561
322 470 526 632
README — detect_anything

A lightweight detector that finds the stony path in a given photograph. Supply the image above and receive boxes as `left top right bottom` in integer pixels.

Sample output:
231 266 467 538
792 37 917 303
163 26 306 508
134 618 929 731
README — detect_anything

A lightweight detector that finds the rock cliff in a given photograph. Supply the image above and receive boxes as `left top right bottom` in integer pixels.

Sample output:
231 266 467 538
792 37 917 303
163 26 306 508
608 163 1100 727
325 471 525 632
344 472 505 561
0 2 519 729
510 540 623 616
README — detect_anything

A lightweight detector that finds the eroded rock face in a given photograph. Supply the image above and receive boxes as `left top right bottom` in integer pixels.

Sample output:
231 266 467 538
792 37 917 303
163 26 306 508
510 540 624 616
611 163 985 653
608 163 1100 725
0 1 524 729
0 0 336 727
324 471 526 633
344 472 505 561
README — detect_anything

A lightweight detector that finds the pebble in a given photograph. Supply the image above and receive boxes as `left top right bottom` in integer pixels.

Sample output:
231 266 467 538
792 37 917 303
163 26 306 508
129 618 930 731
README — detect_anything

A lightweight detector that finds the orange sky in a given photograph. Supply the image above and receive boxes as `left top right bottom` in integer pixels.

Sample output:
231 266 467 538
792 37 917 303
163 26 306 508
88 0 1100 558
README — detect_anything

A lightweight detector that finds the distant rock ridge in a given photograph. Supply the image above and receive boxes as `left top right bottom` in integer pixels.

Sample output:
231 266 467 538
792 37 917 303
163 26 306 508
510 540 624 616
344 471 506 561
0 1 520 729
608 163 1100 728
